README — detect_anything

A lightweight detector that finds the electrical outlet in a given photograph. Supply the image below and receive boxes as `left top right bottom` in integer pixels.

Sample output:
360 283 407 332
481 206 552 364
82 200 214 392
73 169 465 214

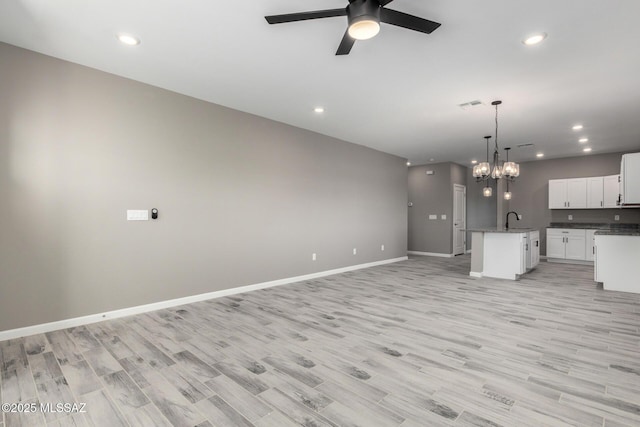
381 244 385 251
353 248 357 255
441 214 447 220
568 215 573 220
518 214 523 220
615 215 620 221
312 253 317 261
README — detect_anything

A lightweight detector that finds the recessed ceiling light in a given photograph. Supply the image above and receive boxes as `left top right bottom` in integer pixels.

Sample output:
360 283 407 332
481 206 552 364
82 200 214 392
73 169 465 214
572 124 583 131
429 158 435 162
536 153 544 158
523 32 547 46
314 107 325 113
117 34 140 46
579 138 589 143
471 160 478 164
583 147 592 152
406 161 411 166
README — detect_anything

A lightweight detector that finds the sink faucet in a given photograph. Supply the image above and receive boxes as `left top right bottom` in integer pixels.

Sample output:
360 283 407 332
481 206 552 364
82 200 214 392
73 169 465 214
506 211 520 230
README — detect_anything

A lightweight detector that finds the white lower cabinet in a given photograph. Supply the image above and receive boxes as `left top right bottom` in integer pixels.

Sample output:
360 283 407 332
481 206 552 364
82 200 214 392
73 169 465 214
546 228 589 261
595 234 640 293
585 229 596 262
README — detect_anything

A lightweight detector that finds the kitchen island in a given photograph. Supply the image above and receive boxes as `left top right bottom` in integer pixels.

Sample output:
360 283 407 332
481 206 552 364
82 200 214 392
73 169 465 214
594 229 640 293
467 228 540 280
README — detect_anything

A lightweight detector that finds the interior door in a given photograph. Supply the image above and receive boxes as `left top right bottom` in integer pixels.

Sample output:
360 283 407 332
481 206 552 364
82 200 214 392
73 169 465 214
453 184 466 255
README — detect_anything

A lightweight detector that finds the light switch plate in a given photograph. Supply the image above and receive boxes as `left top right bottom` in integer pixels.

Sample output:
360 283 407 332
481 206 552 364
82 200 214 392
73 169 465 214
429 214 437 220
614 215 620 221
568 215 573 220
441 214 447 220
127 210 149 221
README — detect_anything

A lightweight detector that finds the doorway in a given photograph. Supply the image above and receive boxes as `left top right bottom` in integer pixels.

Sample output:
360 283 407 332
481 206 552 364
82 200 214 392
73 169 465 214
453 184 466 255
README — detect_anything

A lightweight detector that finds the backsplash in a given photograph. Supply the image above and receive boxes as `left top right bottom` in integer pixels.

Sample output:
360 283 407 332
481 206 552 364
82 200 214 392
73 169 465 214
550 208 640 224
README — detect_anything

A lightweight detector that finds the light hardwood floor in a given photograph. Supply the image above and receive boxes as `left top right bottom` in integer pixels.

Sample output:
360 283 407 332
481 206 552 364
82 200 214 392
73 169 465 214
2 255 640 427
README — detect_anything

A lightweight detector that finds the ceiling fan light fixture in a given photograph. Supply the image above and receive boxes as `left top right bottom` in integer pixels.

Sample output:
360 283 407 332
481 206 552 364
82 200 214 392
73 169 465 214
348 17 380 40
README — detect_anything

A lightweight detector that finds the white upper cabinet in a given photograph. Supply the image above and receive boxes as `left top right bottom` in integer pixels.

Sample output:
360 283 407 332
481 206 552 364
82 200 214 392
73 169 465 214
549 178 587 209
566 178 587 209
586 177 604 208
603 174 620 208
549 176 623 209
549 179 568 209
621 152 640 204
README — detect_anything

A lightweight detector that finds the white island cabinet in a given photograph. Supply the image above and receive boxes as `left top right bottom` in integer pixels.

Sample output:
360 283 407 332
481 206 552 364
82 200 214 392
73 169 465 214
467 228 540 280
594 231 640 293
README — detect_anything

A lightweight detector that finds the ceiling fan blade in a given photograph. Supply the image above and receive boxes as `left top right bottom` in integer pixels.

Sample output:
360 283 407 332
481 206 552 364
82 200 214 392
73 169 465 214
336 30 355 55
265 8 346 24
380 8 441 34
378 0 395 6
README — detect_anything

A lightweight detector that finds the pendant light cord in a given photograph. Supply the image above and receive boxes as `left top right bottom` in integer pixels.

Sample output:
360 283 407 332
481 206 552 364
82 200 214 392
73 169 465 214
495 102 499 150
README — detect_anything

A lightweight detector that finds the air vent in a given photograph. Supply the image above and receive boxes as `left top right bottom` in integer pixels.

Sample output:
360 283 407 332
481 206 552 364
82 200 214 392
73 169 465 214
458 100 483 110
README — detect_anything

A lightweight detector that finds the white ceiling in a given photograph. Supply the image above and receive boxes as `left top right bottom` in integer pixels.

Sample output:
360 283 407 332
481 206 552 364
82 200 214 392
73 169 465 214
1 0 640 166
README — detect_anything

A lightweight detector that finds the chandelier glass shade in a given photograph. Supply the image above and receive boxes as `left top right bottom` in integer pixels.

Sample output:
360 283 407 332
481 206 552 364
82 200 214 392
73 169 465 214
473 100 520 197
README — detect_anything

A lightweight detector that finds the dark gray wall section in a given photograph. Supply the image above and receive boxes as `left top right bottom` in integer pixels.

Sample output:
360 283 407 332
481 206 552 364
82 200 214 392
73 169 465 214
0 43 408 331
504 152 640 255
408 162 467 254
465 169 498 249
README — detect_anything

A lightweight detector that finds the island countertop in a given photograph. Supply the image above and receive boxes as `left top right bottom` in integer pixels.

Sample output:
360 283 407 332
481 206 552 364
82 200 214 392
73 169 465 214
465 227 538 233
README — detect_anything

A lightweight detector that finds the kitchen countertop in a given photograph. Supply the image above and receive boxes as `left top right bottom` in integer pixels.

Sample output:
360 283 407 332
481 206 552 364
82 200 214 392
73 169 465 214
595 229 640 236
548 222 640 230
465 227 538 233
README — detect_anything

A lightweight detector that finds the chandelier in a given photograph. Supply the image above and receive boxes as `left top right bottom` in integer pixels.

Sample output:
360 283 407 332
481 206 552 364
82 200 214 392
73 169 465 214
472 100 520 198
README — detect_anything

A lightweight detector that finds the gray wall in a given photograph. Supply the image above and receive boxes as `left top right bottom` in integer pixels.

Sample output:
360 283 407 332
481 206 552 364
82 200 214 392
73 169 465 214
0 43 408 331
504 152 640 254
465 169 498 250
408 162 467 254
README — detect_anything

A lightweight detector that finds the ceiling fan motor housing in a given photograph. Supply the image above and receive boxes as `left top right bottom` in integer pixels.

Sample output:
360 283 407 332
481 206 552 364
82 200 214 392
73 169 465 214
347 0 381 27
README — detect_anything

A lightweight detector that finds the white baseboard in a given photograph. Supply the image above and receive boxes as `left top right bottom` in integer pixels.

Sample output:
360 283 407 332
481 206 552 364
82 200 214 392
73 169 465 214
408 251 454 258
546 258 593 266
0 256 408 341
469 272 483 278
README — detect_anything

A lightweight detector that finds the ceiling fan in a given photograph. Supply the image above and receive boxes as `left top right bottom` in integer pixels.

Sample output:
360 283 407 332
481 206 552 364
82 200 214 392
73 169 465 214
265 0 441 55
